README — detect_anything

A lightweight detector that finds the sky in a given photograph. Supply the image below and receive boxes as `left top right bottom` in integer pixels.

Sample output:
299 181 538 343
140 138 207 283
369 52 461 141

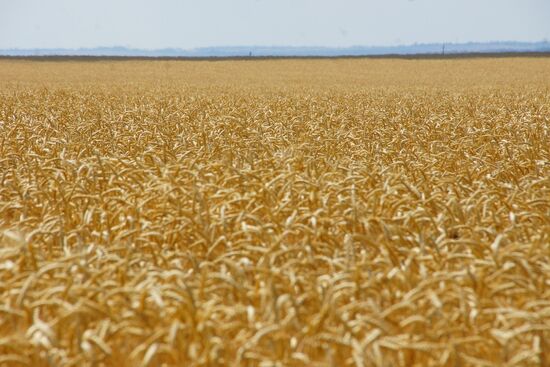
1 0 549 49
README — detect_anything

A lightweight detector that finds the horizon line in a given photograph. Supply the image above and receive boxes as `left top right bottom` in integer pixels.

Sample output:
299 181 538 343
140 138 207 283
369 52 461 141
2 41 550 58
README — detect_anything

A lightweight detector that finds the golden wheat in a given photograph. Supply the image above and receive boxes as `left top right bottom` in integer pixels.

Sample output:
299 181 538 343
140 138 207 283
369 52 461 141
0 58 549 366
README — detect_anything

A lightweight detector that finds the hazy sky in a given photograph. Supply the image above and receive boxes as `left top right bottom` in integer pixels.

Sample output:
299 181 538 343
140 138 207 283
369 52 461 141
1 0 549 49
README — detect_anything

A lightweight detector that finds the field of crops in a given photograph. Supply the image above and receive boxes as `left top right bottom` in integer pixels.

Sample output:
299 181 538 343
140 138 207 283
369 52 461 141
1 58 549 366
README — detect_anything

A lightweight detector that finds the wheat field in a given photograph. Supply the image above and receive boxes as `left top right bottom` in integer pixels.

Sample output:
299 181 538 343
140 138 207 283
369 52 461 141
0 58 549 366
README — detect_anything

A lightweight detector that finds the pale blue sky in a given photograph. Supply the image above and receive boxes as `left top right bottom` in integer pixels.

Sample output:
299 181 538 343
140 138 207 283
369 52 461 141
1 0 549 49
